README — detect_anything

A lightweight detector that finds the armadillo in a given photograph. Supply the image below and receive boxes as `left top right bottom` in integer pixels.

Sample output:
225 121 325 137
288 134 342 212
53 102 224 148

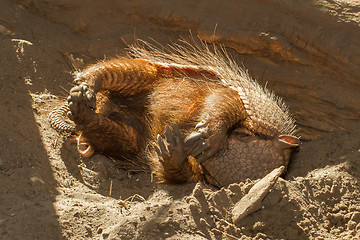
49 40 299 187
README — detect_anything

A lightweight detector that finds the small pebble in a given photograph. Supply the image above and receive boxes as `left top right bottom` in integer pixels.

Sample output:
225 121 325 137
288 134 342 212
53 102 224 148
347 220 357 230
199 218 210 228
252 221 265 231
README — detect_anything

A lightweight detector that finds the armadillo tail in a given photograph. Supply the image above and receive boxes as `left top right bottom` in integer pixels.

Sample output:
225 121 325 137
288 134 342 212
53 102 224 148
48 103 77 132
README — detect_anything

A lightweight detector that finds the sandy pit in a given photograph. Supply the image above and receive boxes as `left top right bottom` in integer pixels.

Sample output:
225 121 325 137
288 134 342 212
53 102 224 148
1 0 360 239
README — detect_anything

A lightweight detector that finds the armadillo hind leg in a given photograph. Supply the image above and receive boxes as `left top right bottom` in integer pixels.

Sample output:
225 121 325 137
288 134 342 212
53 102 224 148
76 58 158 95
48 103 79 132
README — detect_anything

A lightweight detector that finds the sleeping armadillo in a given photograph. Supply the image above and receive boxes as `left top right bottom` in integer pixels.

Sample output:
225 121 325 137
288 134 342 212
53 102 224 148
49 40 299 187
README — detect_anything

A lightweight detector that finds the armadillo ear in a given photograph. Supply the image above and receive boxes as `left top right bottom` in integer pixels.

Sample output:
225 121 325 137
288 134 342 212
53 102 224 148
278 135 299 149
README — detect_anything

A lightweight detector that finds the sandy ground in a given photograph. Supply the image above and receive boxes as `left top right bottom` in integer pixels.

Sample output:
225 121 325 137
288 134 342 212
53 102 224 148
1 0 360 239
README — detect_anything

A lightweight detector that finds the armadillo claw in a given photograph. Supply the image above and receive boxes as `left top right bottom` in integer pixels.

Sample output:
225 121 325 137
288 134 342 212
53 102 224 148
155 123 187 168
185 123 228 164
154 145 163 161
157 134 170 158
184 131 206 143
164 125 175 146
190 141 209 159
171 122 182 141
196 150 217 163
195 120 207 129
197 136 227 163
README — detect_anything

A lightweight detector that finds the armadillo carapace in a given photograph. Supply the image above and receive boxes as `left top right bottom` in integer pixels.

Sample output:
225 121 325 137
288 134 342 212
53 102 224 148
49 40 299 187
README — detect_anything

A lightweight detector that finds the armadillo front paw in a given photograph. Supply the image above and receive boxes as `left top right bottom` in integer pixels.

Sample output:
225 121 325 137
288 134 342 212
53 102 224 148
185 120 228 164
67 83 96 120
155 122 187 169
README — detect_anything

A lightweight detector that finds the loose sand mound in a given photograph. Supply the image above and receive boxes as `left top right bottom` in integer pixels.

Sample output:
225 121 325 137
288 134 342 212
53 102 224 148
1 0 359 239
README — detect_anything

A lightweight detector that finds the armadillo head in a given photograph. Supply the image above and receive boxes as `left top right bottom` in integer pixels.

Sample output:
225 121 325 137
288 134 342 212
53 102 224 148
199 64 300 186
202 126 299 187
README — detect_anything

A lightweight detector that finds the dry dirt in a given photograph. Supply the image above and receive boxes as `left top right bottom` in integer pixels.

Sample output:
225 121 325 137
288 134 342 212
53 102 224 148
1 0 360 239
